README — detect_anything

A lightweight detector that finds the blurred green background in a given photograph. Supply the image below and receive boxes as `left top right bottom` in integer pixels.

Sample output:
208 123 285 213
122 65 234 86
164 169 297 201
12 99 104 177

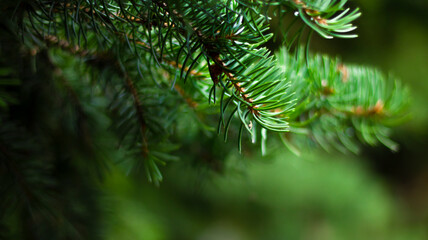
100 0 428 239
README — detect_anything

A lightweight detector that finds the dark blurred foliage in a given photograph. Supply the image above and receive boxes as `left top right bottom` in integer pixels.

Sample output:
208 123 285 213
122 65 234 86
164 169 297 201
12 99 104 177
1 0 428 239
0 26 107 239
315 0 428 236
314 0 428 233
319 0 428 218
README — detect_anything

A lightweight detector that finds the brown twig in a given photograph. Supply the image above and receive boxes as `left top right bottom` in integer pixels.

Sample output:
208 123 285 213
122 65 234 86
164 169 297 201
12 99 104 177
124 74 149 156
209 54 259 115
351 100 384 117
292 0 328 26
173 84 199 108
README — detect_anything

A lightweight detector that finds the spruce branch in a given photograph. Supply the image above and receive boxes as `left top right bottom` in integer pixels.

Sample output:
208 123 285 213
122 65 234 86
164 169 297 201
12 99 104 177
124 73 149 156
242 0 361 39
277 47 409 153
6 0 409 181
40 32 171 182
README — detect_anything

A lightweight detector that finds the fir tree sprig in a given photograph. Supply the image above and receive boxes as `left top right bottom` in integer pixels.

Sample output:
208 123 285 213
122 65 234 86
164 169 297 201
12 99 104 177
2 0 409 182
277 48 409 154
240 0 361 39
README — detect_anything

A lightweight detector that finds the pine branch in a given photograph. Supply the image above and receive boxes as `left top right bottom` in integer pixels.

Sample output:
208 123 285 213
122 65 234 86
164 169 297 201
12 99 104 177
3 0 409 181
277 47 409 153
241 0 361 39
124 73 149 156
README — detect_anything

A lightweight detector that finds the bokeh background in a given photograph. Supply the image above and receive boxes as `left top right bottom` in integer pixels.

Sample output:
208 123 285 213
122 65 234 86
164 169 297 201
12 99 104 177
2 0 427 239
101 0 428 239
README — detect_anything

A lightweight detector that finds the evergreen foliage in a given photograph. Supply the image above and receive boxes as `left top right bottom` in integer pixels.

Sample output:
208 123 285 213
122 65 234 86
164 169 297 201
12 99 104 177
0 0 409 239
